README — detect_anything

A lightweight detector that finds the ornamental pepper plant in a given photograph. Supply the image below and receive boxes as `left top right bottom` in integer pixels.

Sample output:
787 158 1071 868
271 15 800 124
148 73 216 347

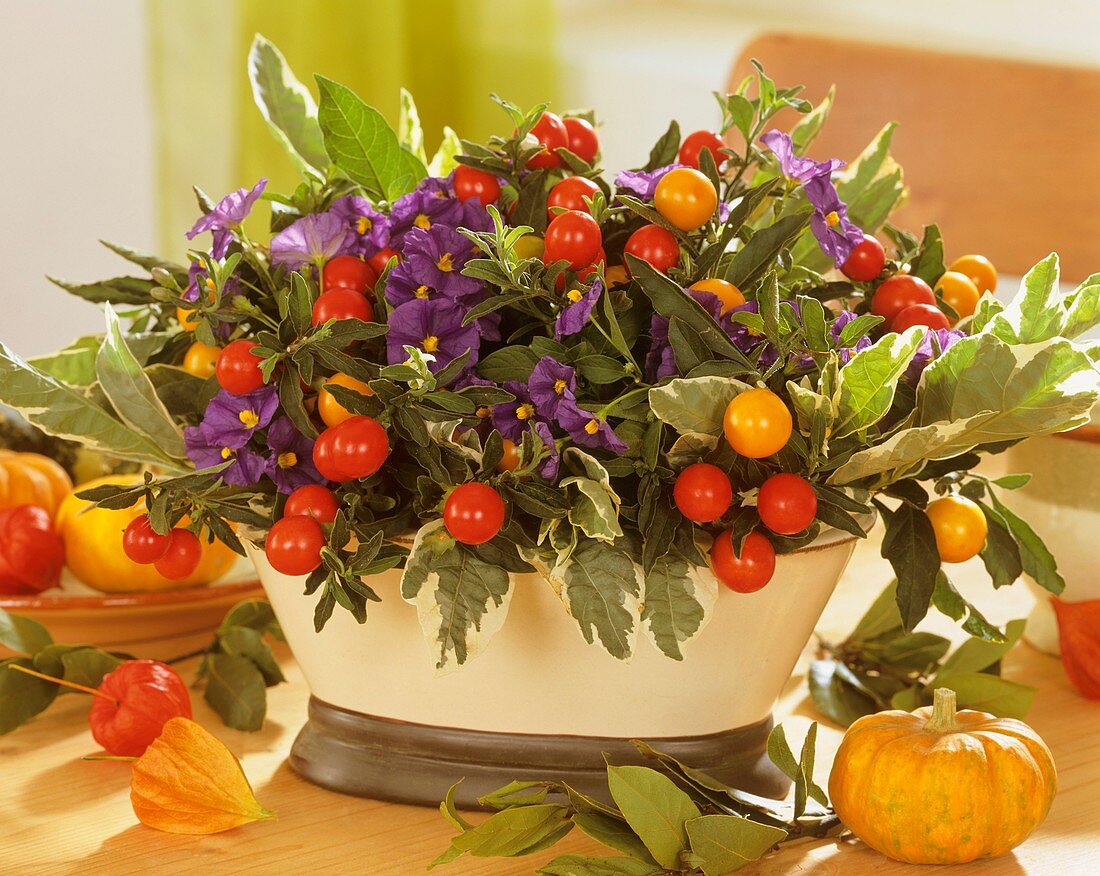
2 38 1098 671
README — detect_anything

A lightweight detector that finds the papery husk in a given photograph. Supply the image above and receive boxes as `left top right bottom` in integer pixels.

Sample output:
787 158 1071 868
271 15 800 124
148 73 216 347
130 717 274 834
1051 597 1100 700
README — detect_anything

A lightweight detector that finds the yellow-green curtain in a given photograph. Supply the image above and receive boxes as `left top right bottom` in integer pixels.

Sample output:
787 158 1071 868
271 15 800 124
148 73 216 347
147 0 559 258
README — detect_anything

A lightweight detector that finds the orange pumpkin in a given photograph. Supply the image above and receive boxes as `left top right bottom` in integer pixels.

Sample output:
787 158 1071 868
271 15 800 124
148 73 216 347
829 688 1056 865
0 450 73 518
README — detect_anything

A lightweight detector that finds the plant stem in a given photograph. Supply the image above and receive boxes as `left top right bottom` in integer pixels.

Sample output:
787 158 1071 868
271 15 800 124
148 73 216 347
7 664 116 702
163 647 210 666
923 687 958 733
597 386 649 418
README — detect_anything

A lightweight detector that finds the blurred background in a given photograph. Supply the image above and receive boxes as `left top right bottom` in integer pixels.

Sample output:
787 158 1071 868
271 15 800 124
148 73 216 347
3 0 1099 356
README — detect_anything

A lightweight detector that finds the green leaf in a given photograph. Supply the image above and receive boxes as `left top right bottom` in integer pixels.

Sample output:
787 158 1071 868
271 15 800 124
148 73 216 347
573 812 660 866
644 120 681 171
932 674 1036 719
538 855 662 876
836 123 906 233
248 34 328 174
766 723 826 818
684 814 787 875
0 344 186 470
478 781 550 810
881 503 941 631
934 618 1026 680
995 254 1064 343
477 345 540 382
97 305 186 459
59 648 123 689
562 476 623 543
203 652 267 731
641 550 715 660
219 626 285 686
976 499 1024 588
1062 273 1100 339
879 632 951 671
648 376 749 436
429 126 462 177
909 224 945 286
989 492 1065 595
28 332 168 387
316 75 426 201
551 537 641 661
47 274 155 306
724 210 813 290
790 85 834 153
401 521 513 670
397 87 427 164
0 609 52 656
808 659 879 726
219 599 283 638
848 581 904 643
433 804 573 866
606 765 701 870
0 658 58 734
832 328 923 438
932 572 1006 641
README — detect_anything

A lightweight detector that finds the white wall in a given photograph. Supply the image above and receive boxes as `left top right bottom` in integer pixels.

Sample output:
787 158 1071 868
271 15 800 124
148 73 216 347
1 0 154 357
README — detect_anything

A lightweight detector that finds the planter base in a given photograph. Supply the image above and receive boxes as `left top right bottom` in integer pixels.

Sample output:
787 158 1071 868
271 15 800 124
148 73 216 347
289 696 788 810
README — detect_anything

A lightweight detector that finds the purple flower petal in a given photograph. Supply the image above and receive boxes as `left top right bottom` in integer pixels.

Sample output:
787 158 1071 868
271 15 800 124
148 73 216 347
385 297 481 372
187 179 267 259
270 212 355 270
555 400 627 454
529 357 576 417
555 279 602 340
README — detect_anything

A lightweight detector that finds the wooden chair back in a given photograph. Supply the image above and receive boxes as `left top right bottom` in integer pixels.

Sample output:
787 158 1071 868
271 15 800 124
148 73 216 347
729 34 1100 282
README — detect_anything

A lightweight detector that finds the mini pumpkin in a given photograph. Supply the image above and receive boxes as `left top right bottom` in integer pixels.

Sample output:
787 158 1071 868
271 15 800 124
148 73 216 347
0 449 73 519
829 687 1056 865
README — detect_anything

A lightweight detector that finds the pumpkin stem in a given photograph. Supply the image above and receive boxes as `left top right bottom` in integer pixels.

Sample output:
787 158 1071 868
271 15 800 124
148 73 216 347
924 687 959 733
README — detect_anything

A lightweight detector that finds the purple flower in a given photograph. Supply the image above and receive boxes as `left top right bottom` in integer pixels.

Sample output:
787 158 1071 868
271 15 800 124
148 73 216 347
533 421 560 480
614 164 684 201
492 381 542 442
184 426 266 487
195 387 279 450
459 200 495 233
385 260 438 305
389 184 463 247
759 131 843 183
528 358 576 417
400 225 483 300
270 212 354 270
556 400 627 454
905 328 965 386
555 279 602 340
804 175 864 268
264 417 322 493
386 297 481 372
330 196 391 258
186 179 267 259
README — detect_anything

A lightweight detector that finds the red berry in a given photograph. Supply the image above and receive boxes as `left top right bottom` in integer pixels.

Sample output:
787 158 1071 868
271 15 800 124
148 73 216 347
443 483 506 545
679 130 726 169
153 529 202 580
547 176 600 218
367 247 400 276
562 117 600 163
757 473 818 535
871 274 936 326
0 505 64 595
840 235 885 282
88 660 192 757
313 416 389 482
624 224 680 275
454 165 501 206
710 530 776 594
284 484 340 524
892 303 951 332
543 209 602 270
266 515 326 576
524 111 569 169
673 463 733 523
122 515 172 565
311 288 374 327
215 339 265 396
323 255 377 294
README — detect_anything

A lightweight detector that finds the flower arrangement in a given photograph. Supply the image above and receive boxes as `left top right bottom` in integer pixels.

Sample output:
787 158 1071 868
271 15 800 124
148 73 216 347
3 37 1097 674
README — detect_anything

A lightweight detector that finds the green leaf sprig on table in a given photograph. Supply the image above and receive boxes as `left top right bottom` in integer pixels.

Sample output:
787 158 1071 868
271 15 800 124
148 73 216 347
809 581 1036 727
0 599 284 736
432 723 838 874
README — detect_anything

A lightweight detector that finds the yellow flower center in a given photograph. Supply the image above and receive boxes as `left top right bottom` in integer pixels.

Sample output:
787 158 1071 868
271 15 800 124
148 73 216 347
277 451 298 469
220 447 235 460
238 409 260 428
204 277 216 292
414 214 432 230
476 405 492 419
422 335 440 353
357 217 372 234
566 289 584 303
553 379 568 395
436 253 455 272
825 210 840 228
584 419 600 435
516 403 535 421
415 284 431 298
746 327 762 338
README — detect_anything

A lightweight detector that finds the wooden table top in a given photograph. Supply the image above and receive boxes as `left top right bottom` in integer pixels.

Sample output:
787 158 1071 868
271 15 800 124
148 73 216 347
4 527 1098 875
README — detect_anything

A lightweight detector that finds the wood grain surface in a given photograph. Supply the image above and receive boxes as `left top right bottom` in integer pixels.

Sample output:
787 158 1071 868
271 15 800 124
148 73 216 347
4 524 1098 875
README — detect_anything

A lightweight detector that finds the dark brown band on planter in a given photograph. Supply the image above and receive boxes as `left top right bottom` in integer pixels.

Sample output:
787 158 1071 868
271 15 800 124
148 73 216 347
288 695 790 810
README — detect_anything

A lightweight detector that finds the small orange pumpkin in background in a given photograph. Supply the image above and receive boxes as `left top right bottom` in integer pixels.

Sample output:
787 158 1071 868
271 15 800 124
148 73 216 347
0 450 73 518
830 688 1056 865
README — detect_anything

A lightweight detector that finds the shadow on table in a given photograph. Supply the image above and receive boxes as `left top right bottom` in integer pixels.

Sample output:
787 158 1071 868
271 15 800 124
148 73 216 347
18 754 133 815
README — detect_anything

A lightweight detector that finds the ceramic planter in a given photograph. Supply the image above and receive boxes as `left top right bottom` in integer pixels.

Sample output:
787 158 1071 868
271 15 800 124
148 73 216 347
248 524 863 809
1003 422 1100 655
